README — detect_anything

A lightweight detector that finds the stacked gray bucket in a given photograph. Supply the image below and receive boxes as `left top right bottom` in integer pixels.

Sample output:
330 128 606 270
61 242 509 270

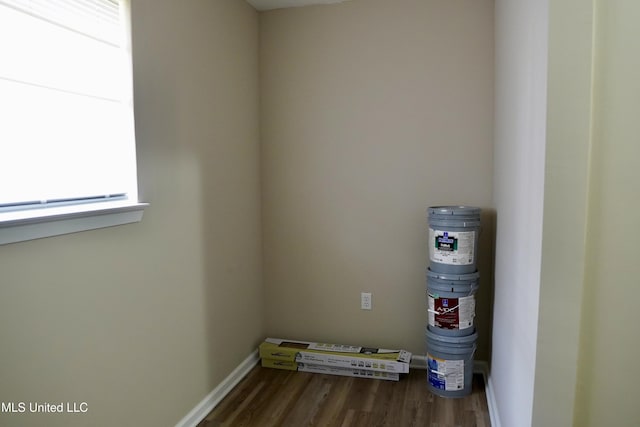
426 206 480 398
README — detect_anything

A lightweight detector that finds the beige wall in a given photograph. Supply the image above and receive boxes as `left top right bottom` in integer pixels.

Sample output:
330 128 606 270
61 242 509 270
528 1 640 426
531 0 593 426
260 0 494 357
0 1 262 426
573 1 640 426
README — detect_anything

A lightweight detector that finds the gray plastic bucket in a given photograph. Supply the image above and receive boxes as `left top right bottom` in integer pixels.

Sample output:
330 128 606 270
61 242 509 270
427 269 479 337
426 328 477 398
428 206 481 274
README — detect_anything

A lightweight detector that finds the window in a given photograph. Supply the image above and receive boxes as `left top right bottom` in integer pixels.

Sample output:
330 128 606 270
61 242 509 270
0 0 146 245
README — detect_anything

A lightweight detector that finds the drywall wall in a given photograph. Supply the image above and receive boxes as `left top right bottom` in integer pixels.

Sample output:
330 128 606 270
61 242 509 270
495 1 640 425
531 0 593 425
492 0 548 426
573 1 640 425
260 0 494 357
0 1 262 426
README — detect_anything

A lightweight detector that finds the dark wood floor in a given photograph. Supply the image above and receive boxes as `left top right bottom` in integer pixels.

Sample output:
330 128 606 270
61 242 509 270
198 365 491 427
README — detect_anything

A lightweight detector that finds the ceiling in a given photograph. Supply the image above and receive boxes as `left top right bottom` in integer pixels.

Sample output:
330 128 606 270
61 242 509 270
246 0 351 12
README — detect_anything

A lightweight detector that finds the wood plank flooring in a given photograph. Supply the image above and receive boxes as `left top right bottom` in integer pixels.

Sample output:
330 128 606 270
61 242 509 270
198 365 491 427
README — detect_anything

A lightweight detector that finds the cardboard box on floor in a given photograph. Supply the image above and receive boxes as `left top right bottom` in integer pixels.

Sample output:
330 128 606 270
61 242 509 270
260 358 400 381
298 363 400 381
261 358 298 371
259 338 411 374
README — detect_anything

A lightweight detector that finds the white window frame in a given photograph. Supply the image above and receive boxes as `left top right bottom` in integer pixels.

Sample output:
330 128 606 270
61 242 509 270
0 0 147 245
0 201 147 245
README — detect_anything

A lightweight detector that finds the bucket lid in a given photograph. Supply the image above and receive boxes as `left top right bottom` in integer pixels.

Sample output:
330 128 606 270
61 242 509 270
426 268 480 282
428 206 481 216
426 327 478 343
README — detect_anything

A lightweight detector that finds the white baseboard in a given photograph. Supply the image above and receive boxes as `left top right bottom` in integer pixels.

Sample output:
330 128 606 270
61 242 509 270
474 361 501 427
483 366 501 427
175 350 260 427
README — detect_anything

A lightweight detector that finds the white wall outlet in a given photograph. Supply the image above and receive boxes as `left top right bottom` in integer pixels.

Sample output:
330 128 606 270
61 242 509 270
361 292 372 310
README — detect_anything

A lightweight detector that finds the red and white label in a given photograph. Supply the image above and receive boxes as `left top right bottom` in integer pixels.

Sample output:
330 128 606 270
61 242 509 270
428 294 475 330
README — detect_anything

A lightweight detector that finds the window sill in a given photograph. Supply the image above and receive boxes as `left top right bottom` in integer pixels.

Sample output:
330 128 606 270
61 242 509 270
0 201 148 245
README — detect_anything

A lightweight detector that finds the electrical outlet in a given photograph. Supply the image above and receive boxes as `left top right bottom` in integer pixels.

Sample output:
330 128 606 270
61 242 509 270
361 292 372 310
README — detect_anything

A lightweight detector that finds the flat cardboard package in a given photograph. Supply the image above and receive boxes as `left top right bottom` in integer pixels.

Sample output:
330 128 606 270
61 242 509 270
298 363 400 381
259 338 411 374
260 358 400 381
261 358 297 371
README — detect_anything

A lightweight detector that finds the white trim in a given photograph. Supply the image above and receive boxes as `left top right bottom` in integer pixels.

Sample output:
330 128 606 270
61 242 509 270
175 350 260 427
484 369 501 427
0 201 148 245
474 361 501 427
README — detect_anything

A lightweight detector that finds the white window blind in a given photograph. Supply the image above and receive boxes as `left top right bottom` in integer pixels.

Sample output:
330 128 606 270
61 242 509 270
0 0 137 209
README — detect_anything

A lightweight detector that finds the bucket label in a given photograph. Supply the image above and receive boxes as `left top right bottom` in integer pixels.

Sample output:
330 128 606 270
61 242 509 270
427 354 464 391
429 229 475 266
428 295 475 330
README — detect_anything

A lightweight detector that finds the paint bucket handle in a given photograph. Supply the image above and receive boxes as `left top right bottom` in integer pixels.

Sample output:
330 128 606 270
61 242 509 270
467 346 477 361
